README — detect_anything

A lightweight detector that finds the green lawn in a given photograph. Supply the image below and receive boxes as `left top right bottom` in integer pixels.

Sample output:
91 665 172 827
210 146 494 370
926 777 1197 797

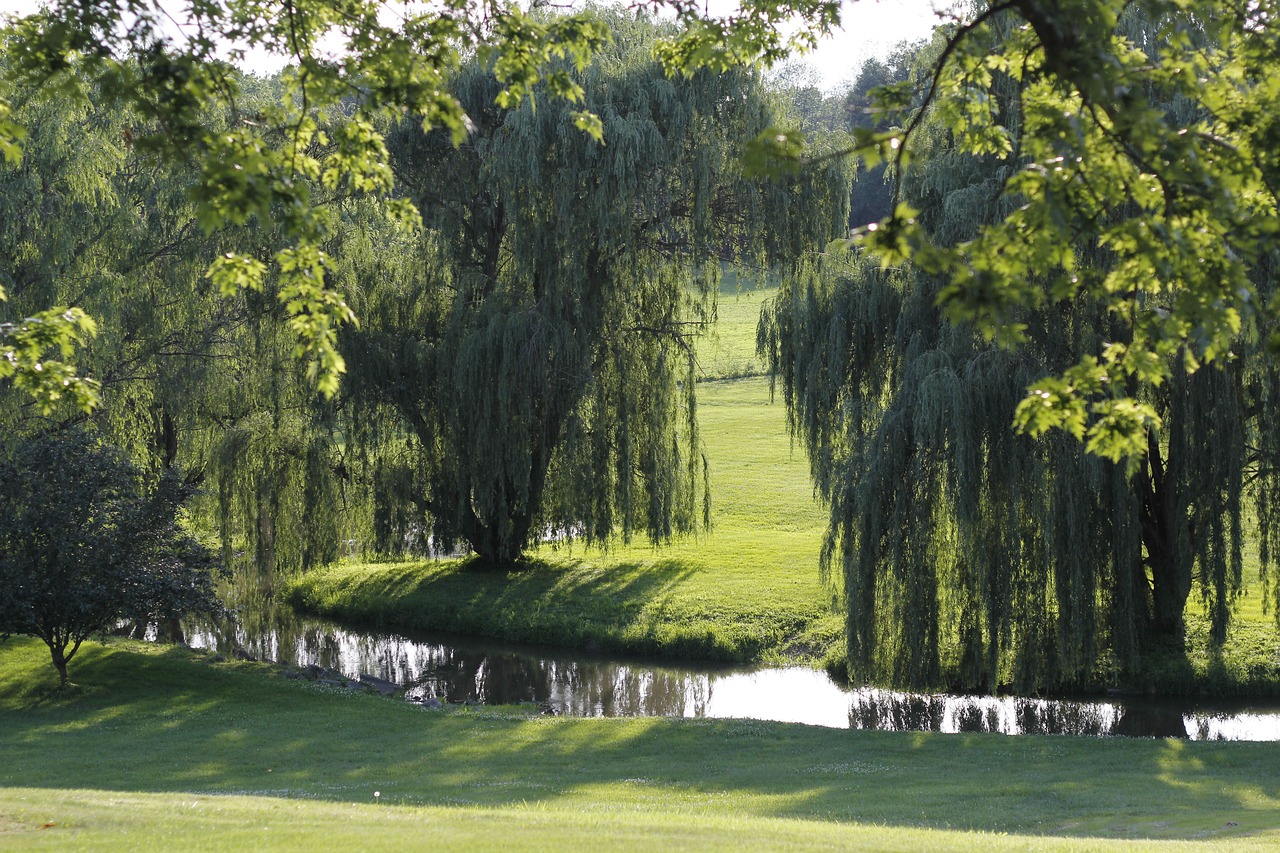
2 638 1278 851
289 375 841 666
697 273 776 380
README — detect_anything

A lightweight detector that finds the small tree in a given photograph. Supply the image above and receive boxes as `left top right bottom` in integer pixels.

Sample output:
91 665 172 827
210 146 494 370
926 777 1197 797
0 431 222 683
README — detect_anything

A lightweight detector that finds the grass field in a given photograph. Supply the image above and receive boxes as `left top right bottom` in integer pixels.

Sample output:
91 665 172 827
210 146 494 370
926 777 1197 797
697 273 776 380
287 275 847 665
2 637 1279 851
289 375 840 666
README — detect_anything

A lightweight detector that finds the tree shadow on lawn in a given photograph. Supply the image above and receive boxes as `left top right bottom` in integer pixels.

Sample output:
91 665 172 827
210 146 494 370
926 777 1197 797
1 641 1277 842
352 553 702 608
293 555 768 660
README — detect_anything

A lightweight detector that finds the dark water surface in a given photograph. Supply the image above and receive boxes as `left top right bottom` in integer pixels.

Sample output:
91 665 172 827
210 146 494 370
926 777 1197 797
182 600 1280 741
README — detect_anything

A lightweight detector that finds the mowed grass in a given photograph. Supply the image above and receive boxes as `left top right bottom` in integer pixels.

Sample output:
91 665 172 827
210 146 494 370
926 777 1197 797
3 638 1279 851
289 374 840 665
697 275 776 380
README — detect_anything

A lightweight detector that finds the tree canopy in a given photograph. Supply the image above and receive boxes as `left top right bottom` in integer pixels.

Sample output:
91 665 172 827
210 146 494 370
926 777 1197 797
7 1 1278 466
0 0 849 412
848 0 1280 462
1 6 850 570
762 8 1280 691
339 14 850 561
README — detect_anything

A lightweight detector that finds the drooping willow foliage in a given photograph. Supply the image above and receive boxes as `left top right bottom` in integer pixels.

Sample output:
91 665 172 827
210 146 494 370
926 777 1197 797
0 68 221 463
0 68 356 577
2 13 850 572
339 11 850 562
761 18 1280 691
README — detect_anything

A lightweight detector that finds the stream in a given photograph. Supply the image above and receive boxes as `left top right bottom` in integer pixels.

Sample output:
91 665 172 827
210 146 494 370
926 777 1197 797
180 594 1280 741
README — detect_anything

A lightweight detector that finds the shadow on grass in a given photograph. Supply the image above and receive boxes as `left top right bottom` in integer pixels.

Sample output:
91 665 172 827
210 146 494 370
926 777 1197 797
1 639 1278 842
1134 617 1280 698
286 555 771 660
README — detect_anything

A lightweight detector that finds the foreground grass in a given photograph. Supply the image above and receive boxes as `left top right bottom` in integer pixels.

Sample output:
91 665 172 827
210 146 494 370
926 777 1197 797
2 638 1279 851
290 376 839 665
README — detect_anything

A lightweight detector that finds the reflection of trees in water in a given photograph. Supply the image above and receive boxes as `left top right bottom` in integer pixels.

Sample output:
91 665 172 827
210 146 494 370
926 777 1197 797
1185 711 1280 741
544 665 710 717
1113 705 1190 738
184 565 716 714
186 559 296 661
849 692 949 732
846 690 1196 737
405 652 712 716
1013 699 1118 737
188 613 717 714
183 563 1279 738
411 651 551 704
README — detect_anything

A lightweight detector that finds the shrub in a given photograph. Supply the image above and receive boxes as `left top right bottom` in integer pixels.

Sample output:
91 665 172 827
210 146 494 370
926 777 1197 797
0 430 223 683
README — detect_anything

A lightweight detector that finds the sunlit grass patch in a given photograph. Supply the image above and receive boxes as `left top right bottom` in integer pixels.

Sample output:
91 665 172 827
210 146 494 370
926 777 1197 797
697 279 776 381
290 376 837 664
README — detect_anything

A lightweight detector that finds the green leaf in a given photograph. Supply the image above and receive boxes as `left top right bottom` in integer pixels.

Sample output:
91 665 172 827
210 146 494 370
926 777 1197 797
206 253 267 296
570 110 604 142
742 126 806 178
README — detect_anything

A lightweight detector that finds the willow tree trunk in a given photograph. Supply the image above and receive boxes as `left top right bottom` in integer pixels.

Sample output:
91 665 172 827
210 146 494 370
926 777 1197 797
1139 434 1194 644
461 472 543 564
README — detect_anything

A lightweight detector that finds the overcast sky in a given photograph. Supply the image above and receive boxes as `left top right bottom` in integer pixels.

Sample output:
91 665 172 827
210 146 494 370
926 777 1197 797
776 0 958 89
1 0 957 90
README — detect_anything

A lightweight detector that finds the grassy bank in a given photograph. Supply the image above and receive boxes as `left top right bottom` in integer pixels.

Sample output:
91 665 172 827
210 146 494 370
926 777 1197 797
1138 615 1280 697
289 375 840 666
2 638 1279 851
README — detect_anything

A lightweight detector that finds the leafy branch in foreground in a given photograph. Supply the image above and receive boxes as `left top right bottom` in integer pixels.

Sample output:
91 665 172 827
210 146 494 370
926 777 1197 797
0 304 101 414
0 0 846 406
846 0 1280 462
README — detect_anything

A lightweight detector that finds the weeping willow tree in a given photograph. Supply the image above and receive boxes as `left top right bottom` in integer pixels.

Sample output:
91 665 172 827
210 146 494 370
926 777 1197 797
0 66 360 579
0 66 228 467
340 11 849 562
761 17 1280 692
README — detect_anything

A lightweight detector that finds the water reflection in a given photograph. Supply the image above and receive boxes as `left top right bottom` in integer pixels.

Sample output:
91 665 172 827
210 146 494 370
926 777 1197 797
179 607 1280 741
847 690 1129 737
846 689 1280 741
185 612 725 716
846 690 1199 738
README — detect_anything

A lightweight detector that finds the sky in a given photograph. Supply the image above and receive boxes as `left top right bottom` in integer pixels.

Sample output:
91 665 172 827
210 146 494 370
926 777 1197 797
773 0 960 89
0 0 958 90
